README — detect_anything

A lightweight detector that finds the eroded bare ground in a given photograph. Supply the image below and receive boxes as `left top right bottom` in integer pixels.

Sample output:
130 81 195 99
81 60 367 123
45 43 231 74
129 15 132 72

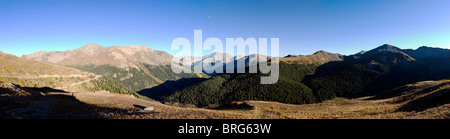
70 80 450 119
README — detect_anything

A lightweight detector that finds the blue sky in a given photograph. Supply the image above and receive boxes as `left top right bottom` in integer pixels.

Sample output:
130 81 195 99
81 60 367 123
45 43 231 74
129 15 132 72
1 0 449 57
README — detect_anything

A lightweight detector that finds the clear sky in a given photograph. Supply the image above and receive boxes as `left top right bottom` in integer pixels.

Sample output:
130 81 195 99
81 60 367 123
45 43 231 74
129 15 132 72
1 0 449 57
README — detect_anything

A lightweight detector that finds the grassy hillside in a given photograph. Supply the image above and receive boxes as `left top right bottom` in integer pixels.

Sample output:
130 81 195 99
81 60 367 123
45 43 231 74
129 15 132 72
0 51 86 76
0 76 86 89
0 51 150 101
81 76 153 101
72 64 206 92
0 51 98 92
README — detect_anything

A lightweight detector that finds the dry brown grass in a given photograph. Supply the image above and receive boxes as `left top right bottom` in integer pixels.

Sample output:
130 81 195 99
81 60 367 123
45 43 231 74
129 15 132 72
0 76 91 89
241 80 450 119
0 51 86 76
3 79 449 119
70 80 450 119
73 91 255 119
257 81 450 119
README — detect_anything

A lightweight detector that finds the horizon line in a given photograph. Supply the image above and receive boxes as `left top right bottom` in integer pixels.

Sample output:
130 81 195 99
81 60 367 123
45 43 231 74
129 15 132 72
4 43 450 58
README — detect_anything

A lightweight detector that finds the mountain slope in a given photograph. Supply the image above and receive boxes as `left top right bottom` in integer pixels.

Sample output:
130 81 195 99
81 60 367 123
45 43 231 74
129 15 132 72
22 44 206 92
151 44 450 107
177 52 270 76
403 46 450 60
402 46 450 79
304 51 423 101
304 44 450 101
22 43 172 69
0 51 87 76
0 51 95 89
0 51 144 99
146 52 336 106
358 44 403 58
280 50 344 65
149 61 320 107
146 50 347 107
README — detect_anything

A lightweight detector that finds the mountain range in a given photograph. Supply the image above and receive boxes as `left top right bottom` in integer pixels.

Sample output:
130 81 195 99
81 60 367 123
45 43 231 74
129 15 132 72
139 44 450 106
2 43 450 119
22 44 206 92
17 43 450 107
22 43 172 69
0 50 148 99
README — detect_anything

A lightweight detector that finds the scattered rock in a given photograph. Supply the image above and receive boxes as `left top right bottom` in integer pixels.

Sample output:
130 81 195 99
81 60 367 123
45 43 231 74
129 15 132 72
144 107 155 111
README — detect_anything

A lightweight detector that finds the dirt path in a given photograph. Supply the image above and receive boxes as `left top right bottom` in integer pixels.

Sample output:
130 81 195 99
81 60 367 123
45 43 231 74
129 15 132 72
0 74 101 91
57 75 101 90
0 74 94 79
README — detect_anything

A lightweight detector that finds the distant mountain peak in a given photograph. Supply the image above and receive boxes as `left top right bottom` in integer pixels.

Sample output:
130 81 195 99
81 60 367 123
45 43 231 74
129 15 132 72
204 52 224 56
280 50 343 65
28 50 48 56
121 45 153 50
355 50 367 55
203 52 233 59
418 46 430 49
22 44 173 69
284 54 298 58
375 44 401 51
74 43 104 55
35 50 48 53
358 44 403 58
415 46 443 51
314 50 325 54
381 44 395 47
80 43 103 49
313 50 333 55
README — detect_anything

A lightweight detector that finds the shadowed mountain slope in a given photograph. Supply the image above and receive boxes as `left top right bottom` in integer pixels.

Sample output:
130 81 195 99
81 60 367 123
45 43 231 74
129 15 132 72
148 44 450 107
